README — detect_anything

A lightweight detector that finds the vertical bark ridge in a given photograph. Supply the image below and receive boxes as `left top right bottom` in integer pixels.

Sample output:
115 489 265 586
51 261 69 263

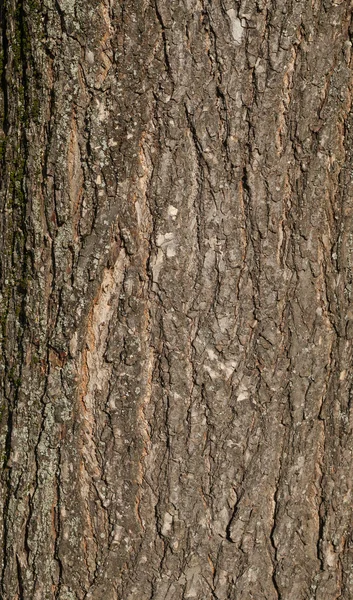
1 1 353 599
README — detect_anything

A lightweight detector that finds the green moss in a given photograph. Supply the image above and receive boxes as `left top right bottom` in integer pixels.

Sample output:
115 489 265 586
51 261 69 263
31 96 40 120
0 139 6 161
0 2 45 395
12 4 30 72
8 366 21 387
9 151 26 208
26 0 41 12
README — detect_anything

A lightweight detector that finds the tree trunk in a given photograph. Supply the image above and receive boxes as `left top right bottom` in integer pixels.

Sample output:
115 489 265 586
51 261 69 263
1 0 353 598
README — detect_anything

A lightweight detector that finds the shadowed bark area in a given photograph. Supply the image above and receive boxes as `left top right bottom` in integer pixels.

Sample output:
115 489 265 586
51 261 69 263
1 0 353 598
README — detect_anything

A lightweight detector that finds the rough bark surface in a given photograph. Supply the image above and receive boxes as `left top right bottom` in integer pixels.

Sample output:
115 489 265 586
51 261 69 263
1 0 353 598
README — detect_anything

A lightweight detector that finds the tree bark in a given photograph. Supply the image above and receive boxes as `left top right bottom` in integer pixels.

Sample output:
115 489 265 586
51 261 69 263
1 0 353 598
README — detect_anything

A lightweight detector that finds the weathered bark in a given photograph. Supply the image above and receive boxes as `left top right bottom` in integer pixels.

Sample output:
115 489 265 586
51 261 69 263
1 0 353 598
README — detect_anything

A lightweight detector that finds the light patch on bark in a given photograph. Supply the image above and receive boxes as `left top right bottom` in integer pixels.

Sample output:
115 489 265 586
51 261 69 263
135 347 155 531
156 232 177 257
57 0 75 15
206 348 237 378
324 542 337 568
137 131 154 233
68 115 83 237
226 9 243 45
78 248 126 539
81 248 126 412
151 248 164 283
96 98 108 122
168 205 178 219
93 2 113 88
161 511 173 536
137 348 154 464
85 49 95 64
112 524 124 544
69 331 78 356
237 384 249 402
135 199 142 226
276 46 297 154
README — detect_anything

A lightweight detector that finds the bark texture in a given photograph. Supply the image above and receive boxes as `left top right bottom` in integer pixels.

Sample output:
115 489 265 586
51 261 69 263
1 0 353 598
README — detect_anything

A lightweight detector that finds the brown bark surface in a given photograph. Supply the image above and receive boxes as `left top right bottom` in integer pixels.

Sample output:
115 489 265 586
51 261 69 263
1 0 353 598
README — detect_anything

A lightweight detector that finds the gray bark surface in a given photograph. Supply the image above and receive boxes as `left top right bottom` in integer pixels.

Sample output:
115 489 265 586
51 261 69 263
1 0 353 598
